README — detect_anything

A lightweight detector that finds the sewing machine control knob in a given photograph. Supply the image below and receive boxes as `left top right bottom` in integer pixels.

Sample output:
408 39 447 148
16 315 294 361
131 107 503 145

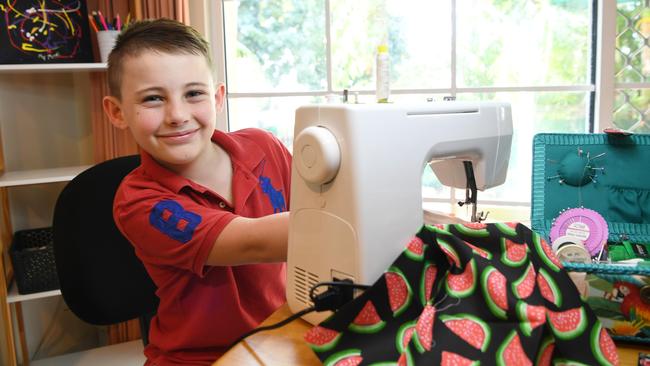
294 126 341 184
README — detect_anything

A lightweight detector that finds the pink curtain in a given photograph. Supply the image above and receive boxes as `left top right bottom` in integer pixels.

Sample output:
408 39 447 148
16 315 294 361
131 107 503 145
87 0 189 344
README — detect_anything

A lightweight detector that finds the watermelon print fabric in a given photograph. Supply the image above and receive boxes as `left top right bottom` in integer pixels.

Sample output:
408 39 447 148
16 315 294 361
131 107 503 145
304 223 620 366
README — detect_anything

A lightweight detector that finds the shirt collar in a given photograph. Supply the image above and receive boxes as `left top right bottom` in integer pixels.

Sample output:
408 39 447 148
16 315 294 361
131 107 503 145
140 129 265 194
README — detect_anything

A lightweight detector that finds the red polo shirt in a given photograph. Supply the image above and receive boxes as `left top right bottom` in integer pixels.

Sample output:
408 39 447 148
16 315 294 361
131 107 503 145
113 128 291 365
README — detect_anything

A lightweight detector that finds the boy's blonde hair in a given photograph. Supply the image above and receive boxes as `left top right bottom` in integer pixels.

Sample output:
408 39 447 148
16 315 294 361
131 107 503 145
107 18 213 99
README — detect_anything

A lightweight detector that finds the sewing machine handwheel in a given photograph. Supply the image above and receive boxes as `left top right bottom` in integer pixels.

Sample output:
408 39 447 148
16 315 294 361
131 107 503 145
294 126 341 185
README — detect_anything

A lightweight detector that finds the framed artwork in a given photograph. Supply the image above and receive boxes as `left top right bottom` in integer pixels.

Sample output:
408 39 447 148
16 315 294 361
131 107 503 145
0 0 93 64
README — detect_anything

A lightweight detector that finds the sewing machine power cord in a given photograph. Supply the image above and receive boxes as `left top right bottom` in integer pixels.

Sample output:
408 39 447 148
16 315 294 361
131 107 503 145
227 280 371 349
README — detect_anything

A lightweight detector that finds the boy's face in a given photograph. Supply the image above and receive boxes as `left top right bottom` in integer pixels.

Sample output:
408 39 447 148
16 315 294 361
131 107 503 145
103 51 224 169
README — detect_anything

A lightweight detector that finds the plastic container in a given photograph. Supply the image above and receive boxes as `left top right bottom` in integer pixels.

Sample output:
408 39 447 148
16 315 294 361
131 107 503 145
375 44 390 103
97 30 119 63
10 227 60 294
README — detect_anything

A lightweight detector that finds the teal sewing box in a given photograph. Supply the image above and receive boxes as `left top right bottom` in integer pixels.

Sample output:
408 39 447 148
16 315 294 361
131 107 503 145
531 133 650 344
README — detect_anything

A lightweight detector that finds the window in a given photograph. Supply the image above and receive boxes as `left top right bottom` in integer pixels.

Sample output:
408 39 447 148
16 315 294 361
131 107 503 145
213 0 646 221
613 1 650 133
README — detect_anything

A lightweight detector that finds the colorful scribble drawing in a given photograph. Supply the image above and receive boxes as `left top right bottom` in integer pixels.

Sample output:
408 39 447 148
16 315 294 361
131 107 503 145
0 0 93 63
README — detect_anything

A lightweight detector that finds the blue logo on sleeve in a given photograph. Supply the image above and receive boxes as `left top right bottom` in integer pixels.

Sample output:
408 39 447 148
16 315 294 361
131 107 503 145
149 200 202 243
259 176 286 213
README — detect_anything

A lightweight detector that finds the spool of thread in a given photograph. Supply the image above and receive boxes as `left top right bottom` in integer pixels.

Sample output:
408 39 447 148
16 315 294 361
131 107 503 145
552 235 591 264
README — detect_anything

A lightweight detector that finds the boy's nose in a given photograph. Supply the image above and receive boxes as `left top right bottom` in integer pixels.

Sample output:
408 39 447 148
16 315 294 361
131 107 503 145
165 101 190 125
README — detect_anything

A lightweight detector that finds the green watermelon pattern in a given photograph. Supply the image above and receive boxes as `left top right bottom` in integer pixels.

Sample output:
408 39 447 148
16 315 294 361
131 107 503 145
441 351 480 365
307 223 617 366
590 321 619 366
495 222 518 237
512 262 536 299
305 325 342 352
397 351 413 366
515 300 546 336
324 348 363 366
440 313 491 351
453 222 490 237
438 238 461 268
413 304 435 353
395 320 416 354
419 261 437 306
386 266 413 317
535 336 554 366
445 258 477 298
482 265 509 319
496 330 532 366
537 267 563 308
533 232 563 272
500 237 528 267
462 239 493 260
348 300 386 334
426 223 452 236
404 236 426 262
547 307 587 340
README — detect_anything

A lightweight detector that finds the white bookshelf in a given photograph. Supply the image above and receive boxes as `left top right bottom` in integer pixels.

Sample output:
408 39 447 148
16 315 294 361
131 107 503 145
0 165 92 188
6 282 61 304
0 63 107 73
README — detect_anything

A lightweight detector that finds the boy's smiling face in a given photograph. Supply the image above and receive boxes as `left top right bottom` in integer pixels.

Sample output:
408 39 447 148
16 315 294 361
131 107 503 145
104 51 223 170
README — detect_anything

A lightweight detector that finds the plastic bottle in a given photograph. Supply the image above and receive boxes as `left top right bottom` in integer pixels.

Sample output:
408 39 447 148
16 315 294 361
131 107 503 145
375 42 390 103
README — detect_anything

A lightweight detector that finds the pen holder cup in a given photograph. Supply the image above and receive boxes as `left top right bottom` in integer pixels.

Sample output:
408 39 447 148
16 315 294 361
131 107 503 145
97 30 120 63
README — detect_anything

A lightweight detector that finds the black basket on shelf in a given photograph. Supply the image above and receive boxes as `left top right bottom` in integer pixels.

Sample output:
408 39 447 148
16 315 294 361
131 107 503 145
10 227 60 294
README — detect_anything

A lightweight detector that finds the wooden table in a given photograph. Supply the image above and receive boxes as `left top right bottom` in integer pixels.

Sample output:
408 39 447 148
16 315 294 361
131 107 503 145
216 304 649 366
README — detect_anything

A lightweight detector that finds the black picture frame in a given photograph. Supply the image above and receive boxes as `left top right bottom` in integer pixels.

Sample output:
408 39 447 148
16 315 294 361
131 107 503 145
0 0 94 64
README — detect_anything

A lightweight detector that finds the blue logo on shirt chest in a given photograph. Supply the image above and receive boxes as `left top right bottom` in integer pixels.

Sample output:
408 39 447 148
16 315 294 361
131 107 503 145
259 176 286 213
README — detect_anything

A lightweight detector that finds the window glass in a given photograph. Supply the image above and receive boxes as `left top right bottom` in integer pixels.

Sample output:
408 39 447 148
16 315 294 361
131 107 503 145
614 89 650 133
224 0 326 93
227 96 320 150
330 0 451 91
456 0 592 87
615 2 650 83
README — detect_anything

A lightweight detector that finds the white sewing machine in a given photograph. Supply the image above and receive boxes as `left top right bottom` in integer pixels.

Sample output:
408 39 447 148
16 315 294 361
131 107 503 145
286 102 513 324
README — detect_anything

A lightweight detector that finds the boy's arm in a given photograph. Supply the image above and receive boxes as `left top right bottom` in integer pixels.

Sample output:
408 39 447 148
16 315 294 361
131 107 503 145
206 211 289 266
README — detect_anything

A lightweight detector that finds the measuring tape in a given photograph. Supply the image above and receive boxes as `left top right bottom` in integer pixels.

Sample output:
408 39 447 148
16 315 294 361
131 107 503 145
550 208 608 257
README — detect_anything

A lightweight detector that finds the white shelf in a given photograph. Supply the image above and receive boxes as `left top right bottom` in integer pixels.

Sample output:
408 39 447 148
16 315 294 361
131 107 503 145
0 63 106 73
0 165 92 187
7 281 61 304
31 340 145 366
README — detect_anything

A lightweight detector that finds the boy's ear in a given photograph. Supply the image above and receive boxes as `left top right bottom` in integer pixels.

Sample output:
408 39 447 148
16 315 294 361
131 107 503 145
102 96 128 129
215 83 226 112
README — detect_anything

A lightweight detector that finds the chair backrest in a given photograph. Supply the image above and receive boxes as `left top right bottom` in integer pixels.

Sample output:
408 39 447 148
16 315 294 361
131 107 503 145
53 155 158 325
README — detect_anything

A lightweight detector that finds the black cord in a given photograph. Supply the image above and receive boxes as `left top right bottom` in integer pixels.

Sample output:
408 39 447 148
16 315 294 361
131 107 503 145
227 280 370 350
227 305 317 349
308 281 371 301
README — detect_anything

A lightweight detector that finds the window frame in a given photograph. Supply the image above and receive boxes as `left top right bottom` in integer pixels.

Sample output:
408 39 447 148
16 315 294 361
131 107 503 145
204 0 642 212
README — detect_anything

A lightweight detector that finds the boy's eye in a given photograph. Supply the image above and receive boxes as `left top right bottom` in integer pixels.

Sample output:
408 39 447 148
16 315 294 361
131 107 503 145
186 90 206 98
142 95 163 103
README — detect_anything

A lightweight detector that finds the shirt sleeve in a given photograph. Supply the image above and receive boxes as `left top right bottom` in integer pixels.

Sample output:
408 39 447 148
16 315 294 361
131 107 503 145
114 183 237 276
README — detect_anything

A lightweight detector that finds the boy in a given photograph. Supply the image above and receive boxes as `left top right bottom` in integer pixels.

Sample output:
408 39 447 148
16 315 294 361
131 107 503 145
102 18 291 365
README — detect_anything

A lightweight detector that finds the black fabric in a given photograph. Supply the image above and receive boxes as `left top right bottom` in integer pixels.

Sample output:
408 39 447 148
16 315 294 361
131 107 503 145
305 223 620 366
52 155 159 326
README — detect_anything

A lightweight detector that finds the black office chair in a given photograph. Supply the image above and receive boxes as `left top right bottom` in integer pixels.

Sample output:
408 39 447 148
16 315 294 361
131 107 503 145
52 155 158 345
